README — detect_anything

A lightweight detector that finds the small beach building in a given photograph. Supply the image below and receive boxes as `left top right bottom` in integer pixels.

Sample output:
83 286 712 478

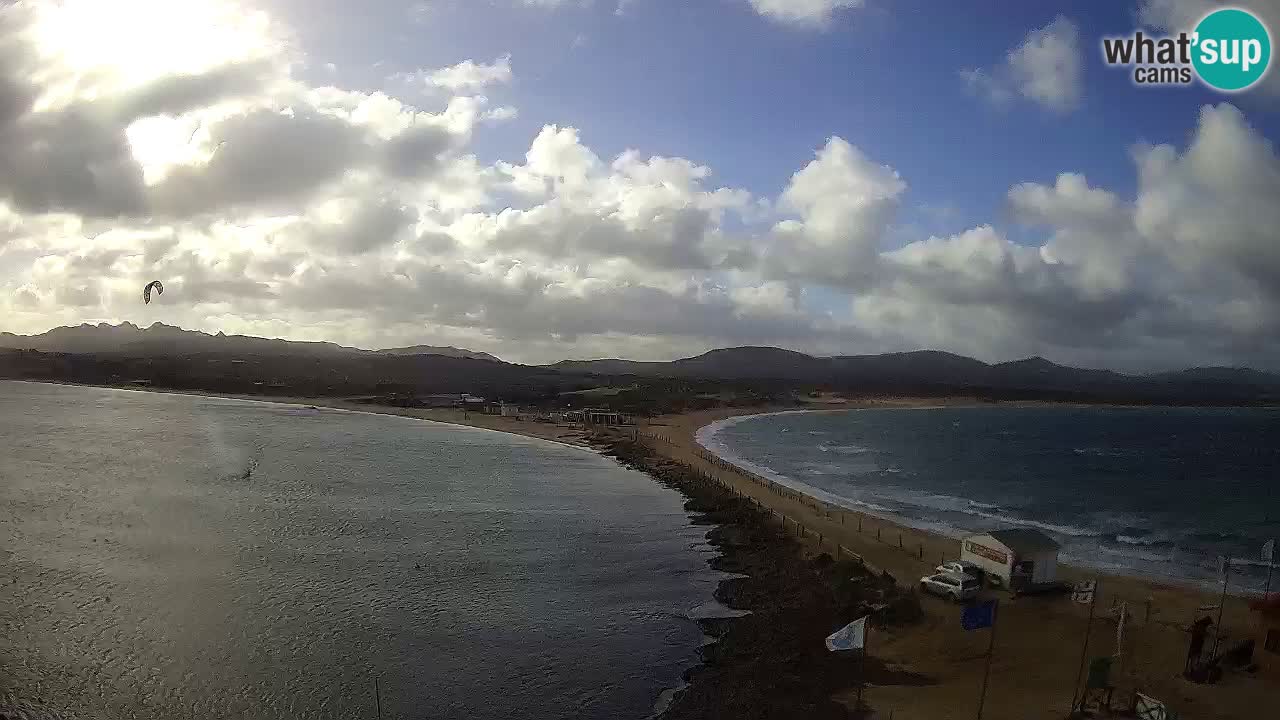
563 408 628 425
960 529 1061 589
484 402 520 417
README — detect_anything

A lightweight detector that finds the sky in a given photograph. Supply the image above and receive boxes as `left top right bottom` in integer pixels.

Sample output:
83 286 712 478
2 0 1280 370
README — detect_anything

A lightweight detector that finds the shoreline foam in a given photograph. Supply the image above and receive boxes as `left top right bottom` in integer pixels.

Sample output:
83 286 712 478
694 404 1275 598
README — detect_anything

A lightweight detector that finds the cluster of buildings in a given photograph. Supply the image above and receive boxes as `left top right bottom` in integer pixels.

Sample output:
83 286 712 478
415 394 633 426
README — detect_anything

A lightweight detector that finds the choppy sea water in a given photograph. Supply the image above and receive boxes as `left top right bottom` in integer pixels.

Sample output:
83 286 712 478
699 405 1280 594
1 381 723 719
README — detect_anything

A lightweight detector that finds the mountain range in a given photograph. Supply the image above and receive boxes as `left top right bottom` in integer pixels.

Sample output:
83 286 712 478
550 346 1280 390
2 323 1278 403
0 322 500 362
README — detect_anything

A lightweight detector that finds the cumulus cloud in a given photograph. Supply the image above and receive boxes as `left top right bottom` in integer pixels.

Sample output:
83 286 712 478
482 106 519 123
420 56 512 92
853 104 1280 369
747 0 865 27
766 137 905 286
961 16 1083 113
2 1 1280 371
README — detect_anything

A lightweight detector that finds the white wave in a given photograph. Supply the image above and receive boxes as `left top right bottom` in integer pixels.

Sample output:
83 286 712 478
1233 557 1280 569
965 509 1099 538
821 443 868 454
695 410 1272 596
1072 447 1134 458
1115 534 1168 546
687 600 750 620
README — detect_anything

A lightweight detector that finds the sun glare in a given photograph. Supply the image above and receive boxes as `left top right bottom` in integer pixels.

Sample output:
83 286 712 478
28 0 283 107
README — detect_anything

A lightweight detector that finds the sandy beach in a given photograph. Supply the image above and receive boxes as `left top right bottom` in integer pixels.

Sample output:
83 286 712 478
635 404 1273 720
20 382 1274 718
331 394 1274 720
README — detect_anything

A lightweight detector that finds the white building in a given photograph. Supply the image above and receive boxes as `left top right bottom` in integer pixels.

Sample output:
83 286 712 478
960 529 1060 589
484 402 520 417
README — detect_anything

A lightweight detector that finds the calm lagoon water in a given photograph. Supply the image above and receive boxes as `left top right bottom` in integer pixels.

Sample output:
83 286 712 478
1 381 722 719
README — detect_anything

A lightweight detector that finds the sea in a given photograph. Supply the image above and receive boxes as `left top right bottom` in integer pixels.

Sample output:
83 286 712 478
699 405 1280 594
0 381 724 720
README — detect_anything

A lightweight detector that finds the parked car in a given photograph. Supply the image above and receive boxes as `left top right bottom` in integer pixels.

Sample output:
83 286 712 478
935 561 985 583
919 572 981 602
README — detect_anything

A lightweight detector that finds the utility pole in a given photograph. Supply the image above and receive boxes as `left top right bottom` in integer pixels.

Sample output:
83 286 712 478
1067 580 1098 718
976 600 1000 720
857 621 871 711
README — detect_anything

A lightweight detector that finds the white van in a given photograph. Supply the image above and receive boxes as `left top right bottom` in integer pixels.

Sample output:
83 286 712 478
918 572 981 602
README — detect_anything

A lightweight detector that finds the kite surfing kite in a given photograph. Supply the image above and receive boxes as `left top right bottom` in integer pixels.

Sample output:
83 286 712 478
142 280 164 305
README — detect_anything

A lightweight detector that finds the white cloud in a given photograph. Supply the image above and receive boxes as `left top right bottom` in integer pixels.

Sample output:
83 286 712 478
962 16 1083 113
747 0 865 28
420 55 512 92
849 103 1280 369
3 1 1280 371
766 137 905 286
482 106 519 123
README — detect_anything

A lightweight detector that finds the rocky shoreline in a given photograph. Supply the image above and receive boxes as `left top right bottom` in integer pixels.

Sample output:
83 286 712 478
594 435 925 719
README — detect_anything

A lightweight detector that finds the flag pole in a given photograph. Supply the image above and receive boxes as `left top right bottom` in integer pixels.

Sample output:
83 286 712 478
1211 557 1231 658
1066 580 1098 718
857 621 869 711
1265 539 1275 601
976 599 999 720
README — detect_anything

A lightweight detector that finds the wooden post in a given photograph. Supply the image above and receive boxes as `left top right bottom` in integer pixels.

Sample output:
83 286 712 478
1211 558 1231 658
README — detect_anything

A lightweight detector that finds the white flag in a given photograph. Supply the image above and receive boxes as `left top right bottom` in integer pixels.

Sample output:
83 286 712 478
1264 539 1275 563
825 616 867 651
1072 580 1096 605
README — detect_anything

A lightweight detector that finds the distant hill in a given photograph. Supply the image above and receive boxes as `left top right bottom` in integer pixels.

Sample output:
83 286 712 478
1146 367 1280 387
0 323 503 362
543 346 1280 403
3 322 1278 405
551 347 830 380
375 345 501 362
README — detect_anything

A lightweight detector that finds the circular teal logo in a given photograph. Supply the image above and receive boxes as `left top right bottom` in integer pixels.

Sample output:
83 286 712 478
1192 8 1272 91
